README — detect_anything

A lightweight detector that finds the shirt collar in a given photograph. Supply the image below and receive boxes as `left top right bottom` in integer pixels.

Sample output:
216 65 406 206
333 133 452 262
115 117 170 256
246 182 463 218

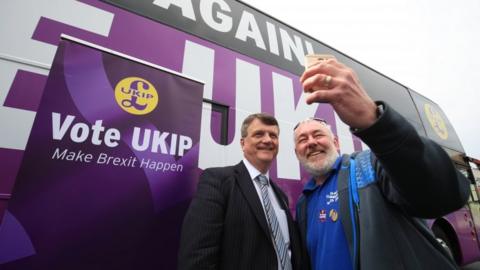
303 156 342 193
243 158 270 183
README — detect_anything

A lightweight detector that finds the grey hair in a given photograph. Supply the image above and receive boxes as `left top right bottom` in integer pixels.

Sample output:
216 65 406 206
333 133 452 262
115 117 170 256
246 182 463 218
293 118 335 142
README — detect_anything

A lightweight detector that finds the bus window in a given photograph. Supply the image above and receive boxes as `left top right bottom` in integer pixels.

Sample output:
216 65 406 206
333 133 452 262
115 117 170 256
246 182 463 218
203 99 229 145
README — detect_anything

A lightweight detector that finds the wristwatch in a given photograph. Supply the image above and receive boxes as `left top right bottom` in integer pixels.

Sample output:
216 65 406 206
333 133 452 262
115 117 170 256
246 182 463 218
350 102 384 133
376 102 384 118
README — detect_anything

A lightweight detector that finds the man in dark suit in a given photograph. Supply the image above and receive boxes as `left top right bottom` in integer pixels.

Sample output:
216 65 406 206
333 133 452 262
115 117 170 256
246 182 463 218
178 113 302 270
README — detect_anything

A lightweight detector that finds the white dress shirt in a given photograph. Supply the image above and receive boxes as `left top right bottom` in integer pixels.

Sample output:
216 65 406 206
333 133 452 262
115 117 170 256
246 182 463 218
242 159 291 268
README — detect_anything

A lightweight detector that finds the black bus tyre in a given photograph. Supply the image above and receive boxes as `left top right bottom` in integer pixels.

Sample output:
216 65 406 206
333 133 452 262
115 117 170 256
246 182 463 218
433 227 457 263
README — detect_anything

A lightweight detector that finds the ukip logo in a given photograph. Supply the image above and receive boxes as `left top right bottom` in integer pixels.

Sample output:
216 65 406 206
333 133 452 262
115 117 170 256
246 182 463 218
115 77 159 115
424 103 448 140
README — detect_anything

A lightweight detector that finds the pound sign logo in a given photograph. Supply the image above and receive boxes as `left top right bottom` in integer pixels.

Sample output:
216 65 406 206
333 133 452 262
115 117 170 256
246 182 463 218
115 77 158 115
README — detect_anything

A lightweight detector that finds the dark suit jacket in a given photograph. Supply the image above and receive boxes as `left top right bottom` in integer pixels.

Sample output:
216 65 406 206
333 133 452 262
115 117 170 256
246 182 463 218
178 161 303 270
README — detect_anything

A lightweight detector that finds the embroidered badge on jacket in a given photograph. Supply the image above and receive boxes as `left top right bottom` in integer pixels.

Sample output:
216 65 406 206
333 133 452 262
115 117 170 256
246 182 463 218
326 191 338 205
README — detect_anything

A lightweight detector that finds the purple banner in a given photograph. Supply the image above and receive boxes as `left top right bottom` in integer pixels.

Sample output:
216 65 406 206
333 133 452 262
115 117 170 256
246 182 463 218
0 39 204 269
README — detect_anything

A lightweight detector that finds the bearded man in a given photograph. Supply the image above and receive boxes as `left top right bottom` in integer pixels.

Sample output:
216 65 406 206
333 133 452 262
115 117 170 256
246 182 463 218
293 58 469 270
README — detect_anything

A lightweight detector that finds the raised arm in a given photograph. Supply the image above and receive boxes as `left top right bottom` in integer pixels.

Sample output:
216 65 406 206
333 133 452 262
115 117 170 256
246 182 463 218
354 103 469 218
300 58 469 218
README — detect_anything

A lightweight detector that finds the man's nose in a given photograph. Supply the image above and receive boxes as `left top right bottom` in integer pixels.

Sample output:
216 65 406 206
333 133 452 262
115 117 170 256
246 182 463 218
306 136 317 148
261 134 274 143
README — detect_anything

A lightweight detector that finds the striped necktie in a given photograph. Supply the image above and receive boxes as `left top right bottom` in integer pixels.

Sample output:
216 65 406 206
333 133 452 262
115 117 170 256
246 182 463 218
256 175 292 270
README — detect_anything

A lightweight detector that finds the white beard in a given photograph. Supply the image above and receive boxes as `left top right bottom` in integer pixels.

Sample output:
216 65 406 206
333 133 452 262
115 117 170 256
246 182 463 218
299 149 339 178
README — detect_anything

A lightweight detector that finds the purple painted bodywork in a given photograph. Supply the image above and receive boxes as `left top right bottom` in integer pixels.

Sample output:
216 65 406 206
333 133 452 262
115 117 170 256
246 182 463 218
2 0 329 214
1 0 479 268
429 206 480 265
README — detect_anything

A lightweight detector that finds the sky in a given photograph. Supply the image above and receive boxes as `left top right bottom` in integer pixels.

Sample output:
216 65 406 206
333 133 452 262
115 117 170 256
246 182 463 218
241 0 480 160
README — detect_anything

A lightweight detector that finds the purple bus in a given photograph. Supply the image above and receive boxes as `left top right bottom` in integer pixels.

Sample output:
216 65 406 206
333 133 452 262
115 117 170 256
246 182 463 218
0 0 478 268
429 158 480 265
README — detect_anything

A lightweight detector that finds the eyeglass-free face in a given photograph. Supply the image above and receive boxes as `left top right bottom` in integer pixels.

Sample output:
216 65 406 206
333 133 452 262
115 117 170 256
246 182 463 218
241 118 279 173
294 119 339 165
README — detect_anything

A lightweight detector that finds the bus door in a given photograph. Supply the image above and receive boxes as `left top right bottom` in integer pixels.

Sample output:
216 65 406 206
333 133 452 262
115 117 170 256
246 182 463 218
467 162 480 247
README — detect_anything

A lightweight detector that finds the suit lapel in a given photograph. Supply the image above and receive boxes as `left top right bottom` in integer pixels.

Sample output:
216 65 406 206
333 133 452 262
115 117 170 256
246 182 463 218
234 162 271 238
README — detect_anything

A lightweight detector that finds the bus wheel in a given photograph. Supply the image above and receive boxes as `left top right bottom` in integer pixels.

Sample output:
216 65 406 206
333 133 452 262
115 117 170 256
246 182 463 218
436 236 454 259
433 226 458 264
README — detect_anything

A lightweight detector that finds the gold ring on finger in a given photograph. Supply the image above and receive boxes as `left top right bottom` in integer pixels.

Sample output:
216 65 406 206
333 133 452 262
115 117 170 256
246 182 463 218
323 75 332 88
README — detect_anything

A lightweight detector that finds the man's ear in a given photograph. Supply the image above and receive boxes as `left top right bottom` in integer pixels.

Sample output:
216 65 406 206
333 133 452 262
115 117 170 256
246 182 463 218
334 136 340 152
240 138 245 150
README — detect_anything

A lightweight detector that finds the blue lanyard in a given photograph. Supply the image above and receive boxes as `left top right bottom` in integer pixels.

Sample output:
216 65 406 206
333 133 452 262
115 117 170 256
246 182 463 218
348 159 360 268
